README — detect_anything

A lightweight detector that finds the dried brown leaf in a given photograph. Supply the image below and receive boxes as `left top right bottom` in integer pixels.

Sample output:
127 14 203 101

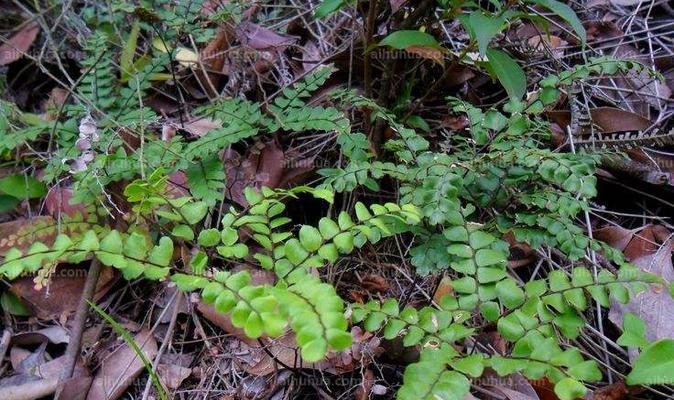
236 22 297 50
86 329 158 400
9 264 117 319
604 225 674 361
0 22 40 65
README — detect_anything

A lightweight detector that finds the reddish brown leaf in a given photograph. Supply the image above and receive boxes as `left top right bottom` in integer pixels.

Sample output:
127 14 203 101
530 377 560 400
433 276 453 304
546 108 651 136
44 188 88 218
355 369 375 400
181 117 221 137
236 22 297 50
593 225 635 252
224 141 313 206
405 46 445 65
9 264 118 319
360 274 389 292
592 381 628 400
0 21 40 65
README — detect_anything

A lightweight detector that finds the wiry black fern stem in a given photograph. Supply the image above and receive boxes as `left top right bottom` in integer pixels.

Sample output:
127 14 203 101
363 0 378 100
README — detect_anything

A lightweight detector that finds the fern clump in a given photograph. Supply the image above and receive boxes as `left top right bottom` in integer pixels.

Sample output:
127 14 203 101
0 3 671 395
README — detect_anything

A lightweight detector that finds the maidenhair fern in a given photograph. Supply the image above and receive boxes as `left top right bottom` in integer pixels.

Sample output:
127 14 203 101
311 57 672 398
2 29 672 400
0 171 421 362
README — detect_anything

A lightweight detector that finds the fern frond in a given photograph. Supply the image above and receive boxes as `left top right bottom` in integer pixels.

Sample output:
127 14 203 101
79 32 117 111
186 155 225 205
575 127 674 149
269 65 336 114
184 123 260 159
272 105 350 135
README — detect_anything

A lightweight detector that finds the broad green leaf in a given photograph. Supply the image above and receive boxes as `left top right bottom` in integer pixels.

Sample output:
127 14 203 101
318 217 340 239
326 329 352 350
0 195 18 212
0 175 47 199
1 291 30 316
485 49 526 101
120 20 141 80
302 338 328 362
532 0 586 44
452 277 476 294
469 230 496 249
475 249 506 267
496 279 525 309
480 301 500 321
452 354 484 377
215 290 237 313
333 232 354 253
314 0 346 18
498 314 524 341
379 30 443 50
460 12 505 56
568 360 602 382
477 266 507 283
100 230 123 254
221 227 238 246
284 239 309 265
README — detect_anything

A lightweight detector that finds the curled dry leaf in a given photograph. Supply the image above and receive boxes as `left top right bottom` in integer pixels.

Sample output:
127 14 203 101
4 342 88 388
588 0 651 7
86 329 158 400
180 117 222 138
546 107 651 137
12 325 70 346
156 363 191 389
478 369 540 400
0 21 40 65
224 141 315 206
197 27 235 96
237 369 292 400
44 187 89 218
526 35 566 59
56 376 94 400
504 231 535 269
236 22 298 50
302 40 321 73
360 273 389 292
433 276 453 304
